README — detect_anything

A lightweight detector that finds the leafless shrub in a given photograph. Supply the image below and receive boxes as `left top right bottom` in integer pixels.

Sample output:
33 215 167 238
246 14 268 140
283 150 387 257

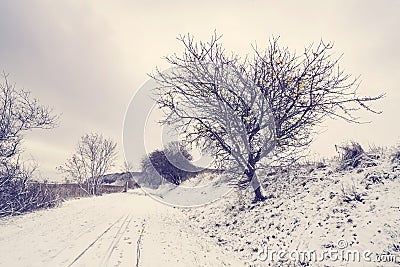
0 161 59 217
337 142 380 170
338 142 365 168
341 183 363 203
49 183 89 199
391 148 400 163
316 161 328 169
367 144 386 160
364 171 385 185
0 179 126 218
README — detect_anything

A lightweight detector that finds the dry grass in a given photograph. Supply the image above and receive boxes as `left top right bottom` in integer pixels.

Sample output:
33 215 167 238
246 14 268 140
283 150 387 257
338 141 365 168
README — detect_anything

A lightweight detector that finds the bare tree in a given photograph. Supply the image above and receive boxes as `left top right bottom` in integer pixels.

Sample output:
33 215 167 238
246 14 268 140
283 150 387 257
151 33 383 202
0 73 58 162
0 73 59 216
58 133 117 195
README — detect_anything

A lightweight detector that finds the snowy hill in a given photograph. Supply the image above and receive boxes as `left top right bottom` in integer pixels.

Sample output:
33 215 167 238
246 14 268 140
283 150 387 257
180 147 400 266
1 146 399 266
102 172 141 188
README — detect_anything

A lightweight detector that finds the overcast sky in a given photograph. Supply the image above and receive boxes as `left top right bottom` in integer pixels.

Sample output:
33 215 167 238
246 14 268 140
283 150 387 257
1 1 399 181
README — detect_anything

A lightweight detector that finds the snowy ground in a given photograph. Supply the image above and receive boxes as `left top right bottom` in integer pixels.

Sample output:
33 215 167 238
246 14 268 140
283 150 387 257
0 190 240 267
182 155 400 266
1 150 400 267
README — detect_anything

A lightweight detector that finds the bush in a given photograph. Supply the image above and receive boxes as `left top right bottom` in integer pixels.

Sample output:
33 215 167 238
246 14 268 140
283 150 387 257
364 171 385 185
337 141 380 170
0 180 127 218
140 142 198 188
392 149 400 163
341 183 363 203
338 142 365 169
48 183 89 200
0 163 59 217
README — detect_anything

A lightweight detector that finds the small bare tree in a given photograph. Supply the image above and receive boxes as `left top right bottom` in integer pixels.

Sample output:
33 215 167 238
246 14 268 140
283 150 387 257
151 33 383 202
58 133 117 195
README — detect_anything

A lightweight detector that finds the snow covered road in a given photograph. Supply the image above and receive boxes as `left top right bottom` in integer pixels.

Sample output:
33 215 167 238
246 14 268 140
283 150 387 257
0 189 240 267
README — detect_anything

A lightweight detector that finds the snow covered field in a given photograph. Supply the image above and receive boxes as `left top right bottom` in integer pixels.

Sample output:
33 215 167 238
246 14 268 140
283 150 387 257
1 153 400 266
182 157 400 266
0 190 239 267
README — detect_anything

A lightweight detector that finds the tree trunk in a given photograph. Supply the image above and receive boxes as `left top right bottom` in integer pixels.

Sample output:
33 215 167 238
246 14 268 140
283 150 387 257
247 168 266 202
253 186 265 202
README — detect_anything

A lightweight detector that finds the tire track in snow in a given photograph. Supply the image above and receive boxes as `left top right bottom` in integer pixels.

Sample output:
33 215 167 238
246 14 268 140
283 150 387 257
49 221 103 260
67 214 127 267
100 214 133 267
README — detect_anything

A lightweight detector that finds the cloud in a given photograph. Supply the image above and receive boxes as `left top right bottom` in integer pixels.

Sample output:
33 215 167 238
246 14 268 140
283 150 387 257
0 0 398 179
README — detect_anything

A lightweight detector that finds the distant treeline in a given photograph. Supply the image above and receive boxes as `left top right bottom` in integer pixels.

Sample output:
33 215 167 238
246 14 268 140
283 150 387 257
46 183 128 199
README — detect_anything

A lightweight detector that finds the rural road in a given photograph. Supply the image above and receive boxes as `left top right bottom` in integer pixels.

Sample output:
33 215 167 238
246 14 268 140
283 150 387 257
0 189 240 267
